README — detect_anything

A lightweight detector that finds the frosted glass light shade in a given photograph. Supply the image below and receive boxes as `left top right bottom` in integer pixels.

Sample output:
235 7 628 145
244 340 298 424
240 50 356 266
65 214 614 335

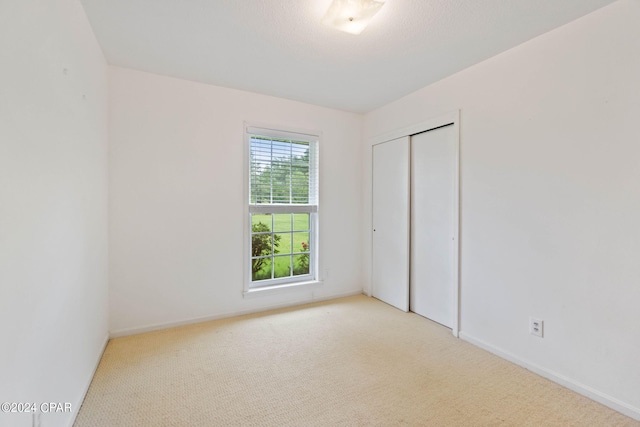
322 0 386 35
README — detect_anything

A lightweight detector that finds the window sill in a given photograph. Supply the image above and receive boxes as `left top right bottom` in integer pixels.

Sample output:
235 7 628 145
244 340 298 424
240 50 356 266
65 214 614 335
243 280 323 298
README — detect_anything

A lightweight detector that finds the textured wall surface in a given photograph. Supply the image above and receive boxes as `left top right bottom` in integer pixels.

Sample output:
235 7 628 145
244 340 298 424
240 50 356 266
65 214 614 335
0 1 109 426
108 66 363 335
363 0 640 417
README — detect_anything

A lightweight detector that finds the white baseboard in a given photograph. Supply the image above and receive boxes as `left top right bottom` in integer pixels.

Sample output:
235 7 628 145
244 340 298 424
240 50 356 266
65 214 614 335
68 332 109 427
459 332 640 422
109 289 364 338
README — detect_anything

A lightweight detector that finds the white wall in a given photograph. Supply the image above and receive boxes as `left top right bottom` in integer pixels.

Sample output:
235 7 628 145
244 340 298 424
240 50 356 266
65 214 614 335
108 67 363 335
0 1 109 426
363 0 640 419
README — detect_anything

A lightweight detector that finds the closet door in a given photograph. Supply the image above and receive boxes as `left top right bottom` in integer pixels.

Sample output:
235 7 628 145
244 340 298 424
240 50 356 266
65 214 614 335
372 136 410 312
410 125 457 328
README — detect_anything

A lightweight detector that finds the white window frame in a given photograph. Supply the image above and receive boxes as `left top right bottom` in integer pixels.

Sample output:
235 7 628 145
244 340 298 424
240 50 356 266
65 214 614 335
243 123 321 296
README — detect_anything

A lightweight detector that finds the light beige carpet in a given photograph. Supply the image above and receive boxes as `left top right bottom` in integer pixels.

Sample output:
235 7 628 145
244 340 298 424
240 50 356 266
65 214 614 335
75 295 638 426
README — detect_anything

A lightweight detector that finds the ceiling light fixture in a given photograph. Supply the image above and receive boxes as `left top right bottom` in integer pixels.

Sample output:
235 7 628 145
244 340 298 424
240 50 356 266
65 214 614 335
322 0 386 35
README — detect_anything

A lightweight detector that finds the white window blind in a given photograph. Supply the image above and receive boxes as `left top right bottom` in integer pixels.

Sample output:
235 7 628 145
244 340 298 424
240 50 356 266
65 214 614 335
249 130 318 207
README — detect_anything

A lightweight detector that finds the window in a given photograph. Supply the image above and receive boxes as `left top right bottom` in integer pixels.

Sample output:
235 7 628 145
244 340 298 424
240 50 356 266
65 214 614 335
246 125 319 289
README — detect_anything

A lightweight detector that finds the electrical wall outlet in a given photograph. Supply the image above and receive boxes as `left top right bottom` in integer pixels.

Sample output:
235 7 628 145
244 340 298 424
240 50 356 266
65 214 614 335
530 317 544 338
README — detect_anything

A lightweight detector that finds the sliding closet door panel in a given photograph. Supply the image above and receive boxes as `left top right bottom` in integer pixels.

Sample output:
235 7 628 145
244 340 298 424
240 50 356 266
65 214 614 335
410 126 456 327
372 137 410 312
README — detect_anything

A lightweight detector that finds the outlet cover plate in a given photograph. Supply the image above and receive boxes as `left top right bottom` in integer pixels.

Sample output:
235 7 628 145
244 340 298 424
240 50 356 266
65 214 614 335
530 317 544 338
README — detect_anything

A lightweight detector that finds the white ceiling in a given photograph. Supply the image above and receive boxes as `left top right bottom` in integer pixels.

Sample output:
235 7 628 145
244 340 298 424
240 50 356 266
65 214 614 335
80 0 617 113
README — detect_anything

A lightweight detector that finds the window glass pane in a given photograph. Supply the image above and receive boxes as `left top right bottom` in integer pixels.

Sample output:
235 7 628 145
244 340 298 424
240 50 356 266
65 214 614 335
274 233 290 255
274 256 292 279
252 229 274 257
291 141 310 204
273 214 292 232
249 136 314 205
293 232 310 253
271 143 292 203
293 213 309 231
250 138 273 204
293 254 310 276
251 214 272 232
252 257 272 281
